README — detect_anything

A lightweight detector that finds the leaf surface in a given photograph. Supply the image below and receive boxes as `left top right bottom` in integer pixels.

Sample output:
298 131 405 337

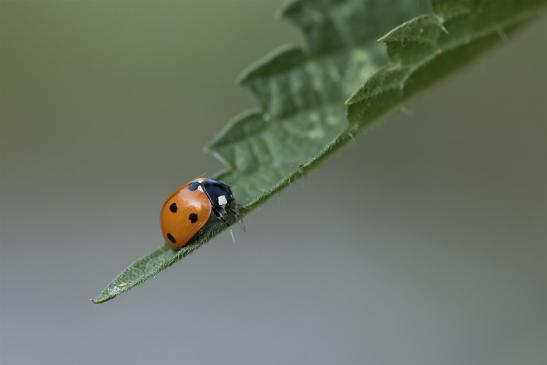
347 0 546 130
93 0 545 303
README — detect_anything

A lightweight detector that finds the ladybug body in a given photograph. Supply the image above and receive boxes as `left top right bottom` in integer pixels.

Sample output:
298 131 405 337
160 177 236 250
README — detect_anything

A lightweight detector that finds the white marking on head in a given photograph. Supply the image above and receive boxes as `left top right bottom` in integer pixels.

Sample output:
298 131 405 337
197 185 204 193
218 195 228 206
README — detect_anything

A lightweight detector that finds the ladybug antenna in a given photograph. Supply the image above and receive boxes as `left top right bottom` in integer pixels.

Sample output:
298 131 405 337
229 228 236 245
237 215 246 233
229 204 245 232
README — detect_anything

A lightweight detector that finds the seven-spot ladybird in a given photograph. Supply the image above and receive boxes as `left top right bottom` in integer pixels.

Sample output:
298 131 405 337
160 177 237 250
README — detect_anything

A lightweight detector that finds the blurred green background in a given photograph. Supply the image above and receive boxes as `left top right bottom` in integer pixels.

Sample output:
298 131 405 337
1 1 545 365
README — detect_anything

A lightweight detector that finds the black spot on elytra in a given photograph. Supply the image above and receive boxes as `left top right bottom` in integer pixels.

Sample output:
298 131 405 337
188 182 200 191
167 233 176 244
189 213 198 223
169 202 177 213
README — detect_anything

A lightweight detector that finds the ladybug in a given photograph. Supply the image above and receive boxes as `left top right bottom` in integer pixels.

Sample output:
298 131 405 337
160 177 237 250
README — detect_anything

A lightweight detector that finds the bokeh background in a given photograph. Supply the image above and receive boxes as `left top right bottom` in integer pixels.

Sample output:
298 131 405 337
1 1 545 364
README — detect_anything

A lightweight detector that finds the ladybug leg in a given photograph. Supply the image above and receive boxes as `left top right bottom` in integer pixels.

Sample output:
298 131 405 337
217 213 230 227
237 215 246 232
227 201 239 216
228 203 245 232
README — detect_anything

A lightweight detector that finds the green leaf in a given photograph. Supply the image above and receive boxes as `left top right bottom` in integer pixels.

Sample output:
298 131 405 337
347 0 546 129
93 0 545 303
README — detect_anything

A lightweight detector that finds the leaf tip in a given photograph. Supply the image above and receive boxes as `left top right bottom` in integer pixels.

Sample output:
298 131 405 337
91 295 110 304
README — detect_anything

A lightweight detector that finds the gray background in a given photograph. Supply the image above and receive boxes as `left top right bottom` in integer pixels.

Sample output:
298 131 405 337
1 1 545 364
